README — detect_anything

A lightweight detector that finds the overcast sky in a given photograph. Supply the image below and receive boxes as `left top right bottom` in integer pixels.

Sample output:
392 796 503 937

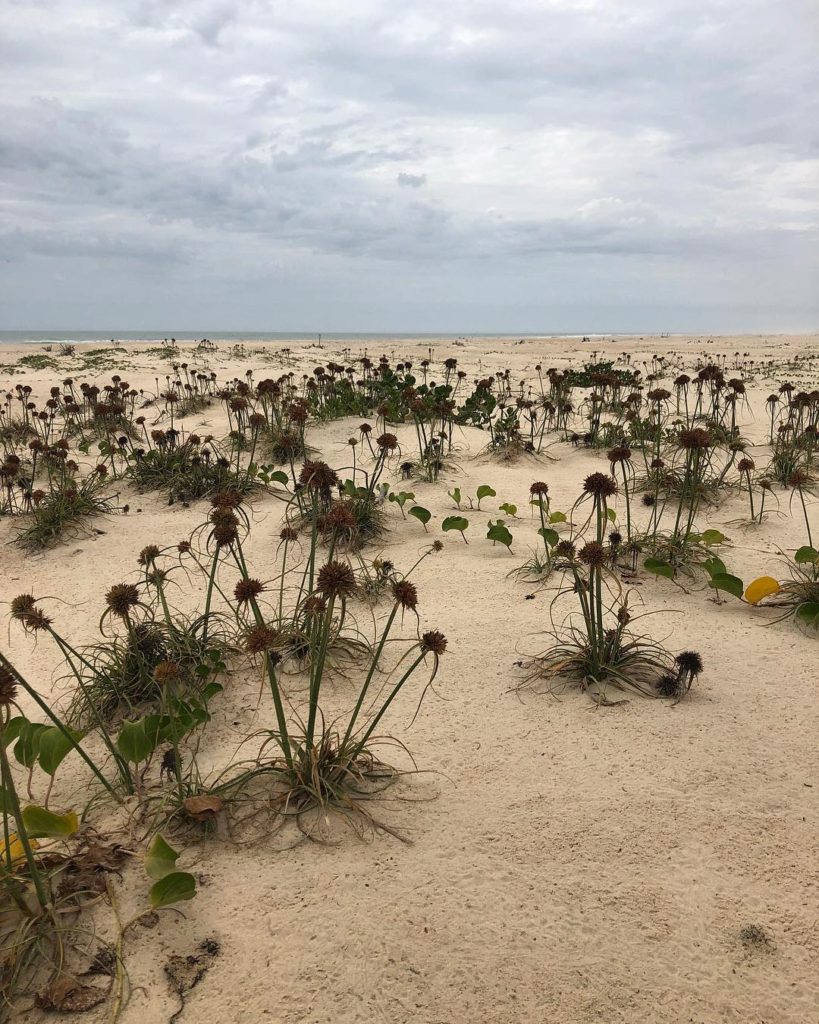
1 0 817 333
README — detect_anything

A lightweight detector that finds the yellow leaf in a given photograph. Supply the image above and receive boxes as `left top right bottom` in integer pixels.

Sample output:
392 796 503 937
3 832 39 866
744 576 781 605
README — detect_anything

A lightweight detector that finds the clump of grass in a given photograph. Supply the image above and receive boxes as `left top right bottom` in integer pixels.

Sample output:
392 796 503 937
522 472 702 704
14 469 116 550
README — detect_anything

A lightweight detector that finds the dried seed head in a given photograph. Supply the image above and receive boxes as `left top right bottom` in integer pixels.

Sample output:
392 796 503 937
138 544 161 566
609 531 623 546
579 541 607 568
234 578 265 604
678 428 711 450
212 523 239 547
279 526 299 542
737 458 755 474
177 540 192 553
10 594 37 621
432 540 444 552
529 481 549 496
420 630 447 656
302 595 327 616
153 661 181 685
675 651 703 676
299 460 338 493
607 446 632 464
583 473 618 499
210 489 243 509
376 432 399 452
391 579 418 610
616 605 631 625
105 583 140 617
325 503 357 531
244 625 279 655
0 666 18 706
316 560 356 600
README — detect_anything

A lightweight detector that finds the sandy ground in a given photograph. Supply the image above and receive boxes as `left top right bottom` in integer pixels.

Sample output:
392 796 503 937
1 333 817 1024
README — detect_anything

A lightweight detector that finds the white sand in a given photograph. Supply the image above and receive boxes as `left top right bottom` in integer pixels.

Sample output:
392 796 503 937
1 333 817 1023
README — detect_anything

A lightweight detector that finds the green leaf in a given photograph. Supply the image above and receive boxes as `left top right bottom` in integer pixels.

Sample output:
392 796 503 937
708 573 744 599
447 487 461 508
269 470 289 486
145 834 180 881
442 515 469 535
37 725 84 776
702 556 727 579
700 529 727 546
116 715 164 764
149 870 196 909
548 511 567 524
796 601 819 624
476 484 496 501
2 716 28 748
13 722 48 769
538 527 559 548
606 507 617 523
21 805 79 839
408 505 431 529
498 502 518 517
486 520 513 549
644 557 675 579
794 545 819 565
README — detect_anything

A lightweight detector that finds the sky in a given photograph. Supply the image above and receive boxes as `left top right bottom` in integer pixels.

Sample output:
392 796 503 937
1 0 817 333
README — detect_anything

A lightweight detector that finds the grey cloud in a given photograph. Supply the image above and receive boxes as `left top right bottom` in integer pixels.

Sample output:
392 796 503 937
0 0 816 330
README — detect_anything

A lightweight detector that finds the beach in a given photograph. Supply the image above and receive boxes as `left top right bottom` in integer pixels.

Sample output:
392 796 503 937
1 332 817 1024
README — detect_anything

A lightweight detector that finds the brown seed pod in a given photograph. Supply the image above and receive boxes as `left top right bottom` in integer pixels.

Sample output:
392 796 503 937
578 541 607 568
583 472 618 499
0 666 18 706
105 583 140 617
234 578 265 604
244 625 279 655
420 630 447 656
316 560 356 600
392 579 418 610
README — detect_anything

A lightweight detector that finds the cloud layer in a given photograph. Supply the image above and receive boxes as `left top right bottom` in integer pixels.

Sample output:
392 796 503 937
1 0 817 331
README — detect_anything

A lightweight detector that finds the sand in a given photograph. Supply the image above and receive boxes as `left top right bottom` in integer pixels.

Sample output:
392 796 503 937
1 333 817 1023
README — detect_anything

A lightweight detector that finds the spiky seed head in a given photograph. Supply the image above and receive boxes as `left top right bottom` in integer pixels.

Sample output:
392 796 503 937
210 489 242 509
432 540 444 552
105 583 140 617
316 560 356 599
642 493 656 507
325 503 357 531
579 541 607 568
244 625 279 654
616 605 631 625
212 523 238 547
376 432 399 451
10 594 37 621
609 531 623 546
583 473 617 499
675 651 703 676
0 666 18 706
153 661 181 685
737 458 755 473
607 446 632 464
299 460 338 492
279 526 299 542
138 544 161 566
392 580 418 610
555 540 576 559
177 540 191 553
678 428 711 450
656 673 680 698
234 578 265 604
529 481 549 496
421 630 447 656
